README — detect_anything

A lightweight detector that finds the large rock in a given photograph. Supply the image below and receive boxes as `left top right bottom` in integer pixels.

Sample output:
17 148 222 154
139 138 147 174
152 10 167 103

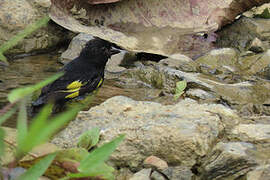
0 0 71 56
52 96 238 168
217 17 270 52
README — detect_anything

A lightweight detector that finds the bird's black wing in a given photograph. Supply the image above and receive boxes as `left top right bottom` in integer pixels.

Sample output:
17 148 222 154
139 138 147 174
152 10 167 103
33 69 103 106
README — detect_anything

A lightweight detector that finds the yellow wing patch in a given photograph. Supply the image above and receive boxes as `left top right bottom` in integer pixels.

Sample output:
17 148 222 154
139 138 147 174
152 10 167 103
65 91 79 99
62 81 85 99
67 81 83 89
97 78 103 88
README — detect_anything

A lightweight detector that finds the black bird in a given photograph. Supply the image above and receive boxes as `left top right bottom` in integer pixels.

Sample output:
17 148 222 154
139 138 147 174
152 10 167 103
32 38 120 113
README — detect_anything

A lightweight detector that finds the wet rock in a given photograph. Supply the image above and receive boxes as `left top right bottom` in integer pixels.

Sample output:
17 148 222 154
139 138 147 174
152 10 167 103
130 168 151 180
143 156 168 171
52 96 237 168
217 17 270 52
247 164 270 180
231 124 270 143
0 0 71 56
200 142 257 180
185 88 218 103
158 56 197 72
195 48 238 74
239 49 270 76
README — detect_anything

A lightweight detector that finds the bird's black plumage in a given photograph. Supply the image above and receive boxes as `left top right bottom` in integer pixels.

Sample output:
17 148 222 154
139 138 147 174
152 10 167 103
32 38 120 112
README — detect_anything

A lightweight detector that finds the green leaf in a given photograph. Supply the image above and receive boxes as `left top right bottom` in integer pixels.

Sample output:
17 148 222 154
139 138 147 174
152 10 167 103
0 16 50 63
16 99 28 159
19 106 80 155
174 80 187 100
68 163 114 180
0 106 17 125
0 128 5 157
77 127 100 150
16 153 57 180
78 134 125 173
8 72 63 103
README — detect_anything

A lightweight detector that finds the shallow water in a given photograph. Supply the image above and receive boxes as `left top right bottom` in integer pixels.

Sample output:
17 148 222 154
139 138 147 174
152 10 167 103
0 54 167 127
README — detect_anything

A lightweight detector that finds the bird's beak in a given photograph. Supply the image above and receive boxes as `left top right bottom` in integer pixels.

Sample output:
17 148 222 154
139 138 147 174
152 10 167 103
110 47 121 56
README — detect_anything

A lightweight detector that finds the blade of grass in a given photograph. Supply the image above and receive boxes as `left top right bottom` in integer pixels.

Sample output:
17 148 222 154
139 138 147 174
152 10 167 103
16 152 57 180
8 72 63 103
78 134 125 173
68 162 114 179
16 98 28 159
17 104 53 155
0 106 17 125
20 106 81 154
0 16 50 63
0 128 5 157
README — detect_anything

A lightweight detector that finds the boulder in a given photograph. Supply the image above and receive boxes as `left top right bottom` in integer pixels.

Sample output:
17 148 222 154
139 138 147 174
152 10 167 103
52 96 237 168
0 0 71 56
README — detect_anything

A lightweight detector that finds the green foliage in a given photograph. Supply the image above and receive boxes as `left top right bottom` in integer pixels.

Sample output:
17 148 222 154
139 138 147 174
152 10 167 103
68 134 125 179
77 127 100 150
174 80 187 100
254 8 270 19
8 72 63 103
16 104 80 159
0 16 50 64
16 153 57 180
0 128 5 157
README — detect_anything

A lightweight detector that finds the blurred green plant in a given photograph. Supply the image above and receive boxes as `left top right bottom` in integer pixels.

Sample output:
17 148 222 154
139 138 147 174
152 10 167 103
0 16 50 65
174 80 187 100
0 74 124 180
254 8 270 19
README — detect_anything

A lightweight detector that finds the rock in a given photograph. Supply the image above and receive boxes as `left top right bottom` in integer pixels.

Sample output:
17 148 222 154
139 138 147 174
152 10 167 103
0 0 71 56
158 56 197 72
60 33 94 64
247 164 270 180
105 51 128 73
200 142 257 180
231 124 270 143
129 168 151 180
52 96 237 168
248 37 265 53
185 88 218 103
115 167 134 180
143 156 168 170
195 48 238 74
150 171 166 180
161 166 194 180
217 17 270 52
239 49 270 76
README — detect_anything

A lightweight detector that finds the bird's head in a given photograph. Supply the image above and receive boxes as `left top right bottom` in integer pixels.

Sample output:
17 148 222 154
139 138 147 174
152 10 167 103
79 37 121 66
